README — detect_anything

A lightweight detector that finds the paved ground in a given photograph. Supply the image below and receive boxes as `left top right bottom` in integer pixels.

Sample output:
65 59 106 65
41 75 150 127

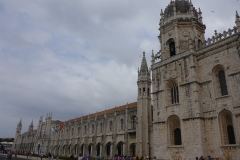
0 154 48 160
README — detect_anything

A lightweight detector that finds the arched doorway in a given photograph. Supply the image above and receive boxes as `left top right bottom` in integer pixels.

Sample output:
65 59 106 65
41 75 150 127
106 142 111 157
96 143 101 156
116 142 123 156
129 143 136 156
88 144 92 155
74 144 78 156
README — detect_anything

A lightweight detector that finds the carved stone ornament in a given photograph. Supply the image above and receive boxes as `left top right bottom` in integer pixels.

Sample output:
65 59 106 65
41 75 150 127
168 32 172 37
182 29 189 37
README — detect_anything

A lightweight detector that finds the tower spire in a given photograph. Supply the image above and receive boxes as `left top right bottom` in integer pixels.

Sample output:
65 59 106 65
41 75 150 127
140 52 148 73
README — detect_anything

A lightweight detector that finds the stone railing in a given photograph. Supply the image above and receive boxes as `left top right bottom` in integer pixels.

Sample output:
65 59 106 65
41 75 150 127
204 26 238 46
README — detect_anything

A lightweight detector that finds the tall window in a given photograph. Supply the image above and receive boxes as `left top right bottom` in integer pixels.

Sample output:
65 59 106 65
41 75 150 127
213 66 228 98
78 127 80 135
132 116 137 129
171 85 179 104
174 128 182 145
100 123 103 133
109 121 113 131
120 119 124 130
218 70 228 96
92 124 94 134
227 125 236 144
169 41 176 56
66 129 68 137
84 126 87 135
72 128 74 136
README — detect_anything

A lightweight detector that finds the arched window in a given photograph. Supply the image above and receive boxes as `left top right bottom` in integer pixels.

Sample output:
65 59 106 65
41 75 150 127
171 85 179 104
213 66 228 97
66 129 68 137
72 128 74 136
92 124 94 134
120 119 124 130
218 70 228 96
198 39 202 49
100 123 103 133
132 116 137 129
169 41 176 56
219 110 236 145
168 115 182 146
84 126 87 135
167 80 179 105
109 121 113 131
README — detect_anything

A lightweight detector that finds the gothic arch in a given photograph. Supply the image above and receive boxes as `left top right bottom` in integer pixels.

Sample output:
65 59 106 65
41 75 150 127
129 143 136 156
130 115 137 129
166 38 176 56
96 143 101 156
167 115 182 146
166 79 179 105
88 143 93 155
212 65 228 97
218 109 236 145
74 144 78 156
116 141 124 156
80 144 84 155
105 142 111 156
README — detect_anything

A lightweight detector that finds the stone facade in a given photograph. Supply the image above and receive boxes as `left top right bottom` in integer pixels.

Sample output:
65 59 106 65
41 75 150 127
13 103 138 158
13 1 240 159
151 1 240 159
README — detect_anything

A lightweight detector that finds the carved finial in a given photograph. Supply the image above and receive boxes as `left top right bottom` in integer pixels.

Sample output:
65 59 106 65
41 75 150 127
198 8 201 13
235 11 240 32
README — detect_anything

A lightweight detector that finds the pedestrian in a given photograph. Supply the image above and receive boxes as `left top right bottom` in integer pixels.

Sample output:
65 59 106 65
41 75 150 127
70 154 74 160
48 152 52 160
52 153 54 160
88 154 92 160
97 155 100 160
40 152 43 160
26 152 29 158
8 151 12 160
78 154 83 160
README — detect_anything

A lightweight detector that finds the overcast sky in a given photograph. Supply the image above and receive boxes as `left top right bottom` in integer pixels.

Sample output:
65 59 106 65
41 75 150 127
0 0 239 138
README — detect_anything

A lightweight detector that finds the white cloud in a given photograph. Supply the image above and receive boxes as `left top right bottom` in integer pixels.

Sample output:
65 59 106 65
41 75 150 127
0 0 239 137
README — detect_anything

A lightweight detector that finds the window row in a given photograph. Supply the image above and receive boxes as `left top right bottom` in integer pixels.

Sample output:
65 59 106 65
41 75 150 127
166 67 228 105
57 116 137 137
168 110 236 146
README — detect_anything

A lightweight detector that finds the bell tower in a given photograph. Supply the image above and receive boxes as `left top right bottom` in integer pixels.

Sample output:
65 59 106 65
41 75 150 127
159 0 206 60
136 52 152 156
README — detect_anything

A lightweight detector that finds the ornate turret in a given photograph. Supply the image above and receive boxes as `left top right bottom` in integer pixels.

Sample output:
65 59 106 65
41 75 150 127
159 0 206 60
136 52 151 156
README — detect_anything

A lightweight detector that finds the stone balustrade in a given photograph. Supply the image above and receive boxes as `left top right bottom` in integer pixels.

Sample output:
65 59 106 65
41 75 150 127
204 26 238 46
